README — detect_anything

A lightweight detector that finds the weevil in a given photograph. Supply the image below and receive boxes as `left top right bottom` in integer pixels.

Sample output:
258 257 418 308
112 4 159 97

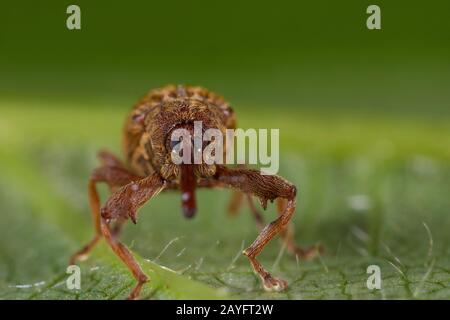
70 85 322 299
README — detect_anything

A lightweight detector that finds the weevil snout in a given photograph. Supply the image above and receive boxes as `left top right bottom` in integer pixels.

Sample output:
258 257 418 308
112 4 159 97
180 164 197 218
166 123 213 219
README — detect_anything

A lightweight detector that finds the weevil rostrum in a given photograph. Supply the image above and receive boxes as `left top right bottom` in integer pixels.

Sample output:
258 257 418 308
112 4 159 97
70 85 322 299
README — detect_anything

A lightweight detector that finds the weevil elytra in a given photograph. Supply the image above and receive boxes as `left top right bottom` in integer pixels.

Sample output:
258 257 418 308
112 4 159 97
70 85 322 299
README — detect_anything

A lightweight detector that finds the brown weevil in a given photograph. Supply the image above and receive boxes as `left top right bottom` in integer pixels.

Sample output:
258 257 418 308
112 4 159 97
70 85 322 299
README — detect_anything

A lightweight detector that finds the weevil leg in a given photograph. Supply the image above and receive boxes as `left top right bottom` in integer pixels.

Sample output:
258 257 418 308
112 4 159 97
213 165 321 291
227 191 265 230
275 198 324 260
99 173 165 299
226 166 264 225
110 217 127 238
69 161 142 264
98 150 127 169
227 191 244 216
100 218 148 300
69 180 102 264
275 198 323 260
225 182 319 259
245 194 265 230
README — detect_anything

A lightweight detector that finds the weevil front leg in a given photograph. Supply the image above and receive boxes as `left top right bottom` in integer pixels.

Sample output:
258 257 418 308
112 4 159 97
100 218 148 300
214 165 320 291
275 198 323 260
227 191 321 258
99 173 165 299
69 153 142 264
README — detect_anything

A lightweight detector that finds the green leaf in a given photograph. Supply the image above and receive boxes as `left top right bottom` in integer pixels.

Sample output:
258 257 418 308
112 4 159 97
0 104 449 299
0 148 228 300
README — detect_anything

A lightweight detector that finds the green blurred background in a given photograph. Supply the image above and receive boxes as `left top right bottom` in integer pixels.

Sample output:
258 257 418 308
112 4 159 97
0 1 449 299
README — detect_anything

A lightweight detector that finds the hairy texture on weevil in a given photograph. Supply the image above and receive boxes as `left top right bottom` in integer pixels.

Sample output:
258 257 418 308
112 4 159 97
70 84 320 300
123 85 235 179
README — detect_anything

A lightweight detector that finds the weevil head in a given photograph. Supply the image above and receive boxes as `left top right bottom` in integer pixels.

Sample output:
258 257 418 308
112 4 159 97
147 99 225 178
147 99 226 218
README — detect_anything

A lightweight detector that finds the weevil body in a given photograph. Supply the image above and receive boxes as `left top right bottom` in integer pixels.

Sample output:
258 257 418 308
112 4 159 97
70 85 322 299
123 85 235 218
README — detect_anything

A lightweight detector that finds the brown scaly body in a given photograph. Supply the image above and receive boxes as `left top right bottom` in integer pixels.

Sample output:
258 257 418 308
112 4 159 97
123 85 235 179
70 84 322 299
